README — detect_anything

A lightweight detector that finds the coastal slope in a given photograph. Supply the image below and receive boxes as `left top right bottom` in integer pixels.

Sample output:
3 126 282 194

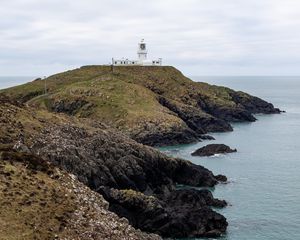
0 145 160 240
0 96 228 238
1 66 280 146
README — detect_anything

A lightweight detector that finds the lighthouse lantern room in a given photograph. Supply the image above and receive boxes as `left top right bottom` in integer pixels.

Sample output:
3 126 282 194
112 39 162 66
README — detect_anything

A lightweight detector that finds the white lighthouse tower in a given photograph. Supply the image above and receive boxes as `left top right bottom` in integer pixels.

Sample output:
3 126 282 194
137 39 148 62
112 39 162 66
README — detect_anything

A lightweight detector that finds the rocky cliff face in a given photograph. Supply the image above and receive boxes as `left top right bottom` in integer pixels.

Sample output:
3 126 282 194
0 98 228 238
1 66 281 146
29 123 228 237
31 124 219 193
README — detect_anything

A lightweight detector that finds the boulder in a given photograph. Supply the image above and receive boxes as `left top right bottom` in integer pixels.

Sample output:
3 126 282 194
215 174 228 182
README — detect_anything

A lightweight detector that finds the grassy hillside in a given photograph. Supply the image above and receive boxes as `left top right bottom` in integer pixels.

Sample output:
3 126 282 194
1 66 236 108
1 66 279 146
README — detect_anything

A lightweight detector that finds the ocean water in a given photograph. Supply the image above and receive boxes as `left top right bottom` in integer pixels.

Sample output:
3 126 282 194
0 76 36 90
160 76 300 240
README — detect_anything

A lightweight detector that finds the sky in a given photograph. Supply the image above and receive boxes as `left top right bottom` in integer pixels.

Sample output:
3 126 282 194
1 0 300 76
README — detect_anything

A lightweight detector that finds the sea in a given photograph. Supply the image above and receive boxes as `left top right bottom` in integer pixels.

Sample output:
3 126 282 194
160 76 300 240
1 76 299 240
0 76 37 90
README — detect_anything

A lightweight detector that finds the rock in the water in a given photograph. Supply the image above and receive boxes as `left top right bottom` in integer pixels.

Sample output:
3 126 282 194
192 144 237 157
215 174 228 182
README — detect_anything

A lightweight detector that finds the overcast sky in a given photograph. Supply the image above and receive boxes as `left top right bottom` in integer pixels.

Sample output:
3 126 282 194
1 0 300 76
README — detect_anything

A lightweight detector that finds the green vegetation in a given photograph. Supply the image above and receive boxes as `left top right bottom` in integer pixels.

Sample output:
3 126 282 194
0 65 262 142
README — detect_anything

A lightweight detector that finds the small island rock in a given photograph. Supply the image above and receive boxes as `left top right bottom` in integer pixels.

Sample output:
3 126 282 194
192 144 237 157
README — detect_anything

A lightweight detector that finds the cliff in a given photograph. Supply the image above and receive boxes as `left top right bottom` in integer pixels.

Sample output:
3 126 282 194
0 96 227 238
1 66 280 146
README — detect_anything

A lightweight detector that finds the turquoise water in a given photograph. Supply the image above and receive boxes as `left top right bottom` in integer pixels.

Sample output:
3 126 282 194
160 76 300 240
0 76 36 90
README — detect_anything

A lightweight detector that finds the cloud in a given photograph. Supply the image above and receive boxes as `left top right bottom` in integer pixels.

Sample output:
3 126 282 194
0 0 300 76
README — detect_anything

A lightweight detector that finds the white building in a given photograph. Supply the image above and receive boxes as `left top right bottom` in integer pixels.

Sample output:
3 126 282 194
112 39 162 66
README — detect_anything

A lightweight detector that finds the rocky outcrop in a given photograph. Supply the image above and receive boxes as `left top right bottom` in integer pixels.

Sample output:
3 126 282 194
31 124 219 193
99 187 227 238
197 90 280 123
0 146 160 240
215 174 228 182
131 123 201 147
27 123 227 238
192 144 237 157
51 99 91 115
159 96 233 133
229 91 281 114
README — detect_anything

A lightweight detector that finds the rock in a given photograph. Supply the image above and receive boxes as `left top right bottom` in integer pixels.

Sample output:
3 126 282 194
28 124 225 238
192 144 237 157
13 141 30 153
99 187 227 238
199 134 215 140
229 91 281 115
158 96 233 134
162 188 227 208
215 174 228 182
132 125 201 147
204 229 223 238
51 99 90 115
31 125 220 193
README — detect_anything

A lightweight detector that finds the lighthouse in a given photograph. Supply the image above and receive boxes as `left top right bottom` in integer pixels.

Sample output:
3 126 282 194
137 39 147 61
112 39 162 66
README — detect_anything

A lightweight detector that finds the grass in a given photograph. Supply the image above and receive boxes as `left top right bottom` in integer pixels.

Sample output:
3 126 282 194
1 65 238 108
26 69 186 132
0 150 76 240
1 65 248 137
